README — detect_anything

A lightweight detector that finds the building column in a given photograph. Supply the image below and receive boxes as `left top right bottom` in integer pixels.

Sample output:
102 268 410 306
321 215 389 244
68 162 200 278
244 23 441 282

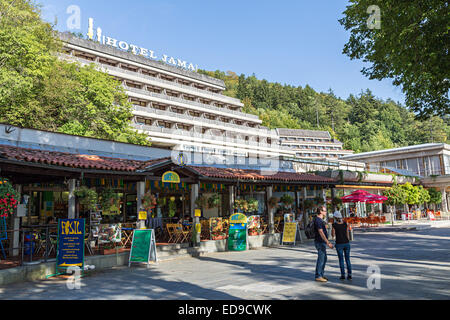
136 181 146 229
229 185 235 216
441 187 448 213
191 183 200 246
267 186 274 234
68 179 77 219
302 187 308 227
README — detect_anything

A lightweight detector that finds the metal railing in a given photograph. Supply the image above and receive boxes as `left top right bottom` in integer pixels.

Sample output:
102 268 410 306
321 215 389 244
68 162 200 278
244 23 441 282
132 105 275 137
59 54 251 112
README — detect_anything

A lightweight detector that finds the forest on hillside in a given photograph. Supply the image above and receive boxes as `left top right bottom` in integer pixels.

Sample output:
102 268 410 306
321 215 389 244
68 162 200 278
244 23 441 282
198 70 450 154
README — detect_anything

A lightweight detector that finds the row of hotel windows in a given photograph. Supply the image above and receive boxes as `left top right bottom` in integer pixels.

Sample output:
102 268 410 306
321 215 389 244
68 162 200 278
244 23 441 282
370 155 449 176
131 102 259 128
280 137 333 143
67 49 224 95
284 145 343 151
122 79 241 111
296 153 343 159
134 117 272 143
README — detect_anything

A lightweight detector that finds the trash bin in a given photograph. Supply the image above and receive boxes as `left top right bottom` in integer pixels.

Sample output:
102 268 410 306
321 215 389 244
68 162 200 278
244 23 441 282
24 233 35 256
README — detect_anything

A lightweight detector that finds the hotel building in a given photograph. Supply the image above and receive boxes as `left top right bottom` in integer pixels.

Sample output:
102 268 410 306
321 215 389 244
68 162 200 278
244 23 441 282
277 128 354 160
58 33 295 161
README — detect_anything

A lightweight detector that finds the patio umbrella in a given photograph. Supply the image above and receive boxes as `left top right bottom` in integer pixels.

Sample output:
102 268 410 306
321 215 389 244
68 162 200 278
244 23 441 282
341 190 387 203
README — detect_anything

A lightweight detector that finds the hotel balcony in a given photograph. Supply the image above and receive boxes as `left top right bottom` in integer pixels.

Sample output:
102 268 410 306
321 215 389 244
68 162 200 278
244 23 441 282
131 122 295 157
131 105 276 139
60 54 246 110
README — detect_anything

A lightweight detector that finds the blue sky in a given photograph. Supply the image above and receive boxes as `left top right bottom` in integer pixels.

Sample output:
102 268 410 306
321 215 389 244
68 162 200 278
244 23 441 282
39 0 405 104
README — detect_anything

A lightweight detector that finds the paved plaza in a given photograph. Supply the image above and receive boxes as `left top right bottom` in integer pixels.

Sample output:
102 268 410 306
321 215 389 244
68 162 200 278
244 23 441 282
1 227 449 300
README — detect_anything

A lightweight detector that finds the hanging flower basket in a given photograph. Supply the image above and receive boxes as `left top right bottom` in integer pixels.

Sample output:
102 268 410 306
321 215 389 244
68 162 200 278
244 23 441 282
0 179 19 218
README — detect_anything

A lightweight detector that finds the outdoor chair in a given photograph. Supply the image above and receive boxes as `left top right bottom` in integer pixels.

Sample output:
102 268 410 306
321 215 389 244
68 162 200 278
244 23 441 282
166 224 178 243
174 224 190 243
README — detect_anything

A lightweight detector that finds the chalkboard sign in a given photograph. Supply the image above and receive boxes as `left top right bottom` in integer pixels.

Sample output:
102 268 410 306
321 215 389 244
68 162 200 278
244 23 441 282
56 219 85 272
228 213 248 251
129 229 157 267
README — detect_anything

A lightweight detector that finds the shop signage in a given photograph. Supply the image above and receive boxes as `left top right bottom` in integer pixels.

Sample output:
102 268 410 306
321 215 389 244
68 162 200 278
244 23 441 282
138 211 148 220
87 18 198 72
282 222 298 245
56 219 85 270
228 213 247 251
194 209 202 217
129 229 157 267
162 171 180 184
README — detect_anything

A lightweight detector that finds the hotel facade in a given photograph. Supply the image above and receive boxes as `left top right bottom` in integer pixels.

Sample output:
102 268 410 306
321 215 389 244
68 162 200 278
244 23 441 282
59 33 295 162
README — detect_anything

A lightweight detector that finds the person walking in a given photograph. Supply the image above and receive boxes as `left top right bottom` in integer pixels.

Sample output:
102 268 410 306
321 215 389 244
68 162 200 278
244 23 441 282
332 211 352 280
314 206 333 282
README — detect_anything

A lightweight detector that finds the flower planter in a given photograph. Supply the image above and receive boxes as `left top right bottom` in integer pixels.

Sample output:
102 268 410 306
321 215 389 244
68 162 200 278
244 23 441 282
100 247 126 255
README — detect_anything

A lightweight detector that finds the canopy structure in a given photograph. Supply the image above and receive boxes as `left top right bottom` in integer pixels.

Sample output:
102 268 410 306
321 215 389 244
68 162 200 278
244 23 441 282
341 190 387 204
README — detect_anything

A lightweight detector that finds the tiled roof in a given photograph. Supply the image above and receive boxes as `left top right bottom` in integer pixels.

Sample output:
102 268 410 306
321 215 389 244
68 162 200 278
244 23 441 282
189 166 335 183
0 144 336 184
0 144 144 172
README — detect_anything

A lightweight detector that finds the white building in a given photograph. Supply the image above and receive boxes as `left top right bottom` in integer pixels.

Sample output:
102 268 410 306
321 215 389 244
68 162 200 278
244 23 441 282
59 33 295 161
277 128 354 160
342 143 450 212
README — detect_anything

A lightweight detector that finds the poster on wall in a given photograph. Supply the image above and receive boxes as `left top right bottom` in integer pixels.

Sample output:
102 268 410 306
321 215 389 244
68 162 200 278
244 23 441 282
228 213 248 251
56 219 85 271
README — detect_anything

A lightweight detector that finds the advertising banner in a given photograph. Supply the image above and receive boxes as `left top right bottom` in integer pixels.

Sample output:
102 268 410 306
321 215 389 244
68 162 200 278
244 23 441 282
56 219 85 270
228 213 248 251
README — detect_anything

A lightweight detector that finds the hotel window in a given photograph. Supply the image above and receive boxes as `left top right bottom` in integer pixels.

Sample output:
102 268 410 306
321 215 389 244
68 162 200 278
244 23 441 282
135 117 152 126
171 107 185 114
177 124 191 131
126 81 142 89
99 58 118 67
120 64 138 72
166 91 179 98
130 99 146 107
184 96 195 101
146 86 162 94
141 69 157 77
74 52 95 61
153 104 167 111
189 111 201 117
160 75 174 82
158 121 172 129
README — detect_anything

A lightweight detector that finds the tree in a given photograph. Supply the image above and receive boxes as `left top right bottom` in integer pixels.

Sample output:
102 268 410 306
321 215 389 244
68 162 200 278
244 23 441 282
0 0 150 146
427 188 442 210
383 183 407 225
339 0 449 118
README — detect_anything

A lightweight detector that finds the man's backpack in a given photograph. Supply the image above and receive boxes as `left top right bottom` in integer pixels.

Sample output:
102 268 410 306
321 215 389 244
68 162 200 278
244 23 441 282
305 218 316 239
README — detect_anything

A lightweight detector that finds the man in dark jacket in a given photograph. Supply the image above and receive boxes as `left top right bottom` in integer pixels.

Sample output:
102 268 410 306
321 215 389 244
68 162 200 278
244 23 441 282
314 206 333 282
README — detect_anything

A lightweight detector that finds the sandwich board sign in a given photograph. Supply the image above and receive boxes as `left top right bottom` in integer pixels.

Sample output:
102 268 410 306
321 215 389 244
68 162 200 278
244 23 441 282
228 213 248 251
282 222 299 246
56 219 85 274
129 229 157 267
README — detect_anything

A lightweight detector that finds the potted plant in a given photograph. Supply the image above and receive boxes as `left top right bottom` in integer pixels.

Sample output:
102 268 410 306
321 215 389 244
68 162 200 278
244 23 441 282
99 188 120 211
268 197 279 210
195 195 208 211
74 186 98 211
142 192 157 217
280 194 294 210
0 178 19 218
168 196 176 217
247 198 259 214
208 193 220 209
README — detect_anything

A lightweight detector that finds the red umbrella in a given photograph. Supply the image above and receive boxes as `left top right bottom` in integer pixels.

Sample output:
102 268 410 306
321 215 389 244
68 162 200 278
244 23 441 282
341 190 387 203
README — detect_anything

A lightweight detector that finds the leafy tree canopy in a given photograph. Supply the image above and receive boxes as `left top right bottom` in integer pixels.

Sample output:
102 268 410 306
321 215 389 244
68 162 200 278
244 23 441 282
339 0 449 118
0 0 150 146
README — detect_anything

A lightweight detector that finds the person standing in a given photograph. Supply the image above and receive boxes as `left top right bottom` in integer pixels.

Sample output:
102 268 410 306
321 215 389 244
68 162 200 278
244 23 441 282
332 211 352 280
314 206 333 282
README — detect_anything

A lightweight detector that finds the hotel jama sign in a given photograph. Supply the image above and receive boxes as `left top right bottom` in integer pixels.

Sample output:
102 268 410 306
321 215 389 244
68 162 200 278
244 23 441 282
87 18 198 72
